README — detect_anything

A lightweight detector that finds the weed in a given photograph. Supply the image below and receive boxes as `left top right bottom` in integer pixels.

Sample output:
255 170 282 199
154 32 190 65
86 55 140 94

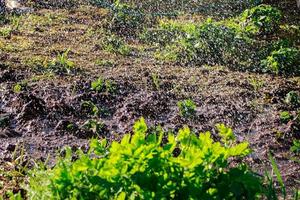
285 91 300 106
82 119 106 135
95 59 116 68
48 49 75 75
249 77 264 92
280 111 293 123
91 78 104 92
81 101 100 116
151 73 160 91
177 99 197 118
291 140 300 154
101 34 131 56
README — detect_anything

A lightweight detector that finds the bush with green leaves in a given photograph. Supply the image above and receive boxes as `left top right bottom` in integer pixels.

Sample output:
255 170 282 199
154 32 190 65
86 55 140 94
156 19 254 68
140 20 198 46
26 118 264 199
101 34 131 55
261 47 300 75
109 0 145 35
239 4 282 35
177 99 197 118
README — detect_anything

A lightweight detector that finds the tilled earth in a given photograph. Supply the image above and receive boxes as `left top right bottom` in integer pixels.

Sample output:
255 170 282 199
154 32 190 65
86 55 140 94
0 1 300 197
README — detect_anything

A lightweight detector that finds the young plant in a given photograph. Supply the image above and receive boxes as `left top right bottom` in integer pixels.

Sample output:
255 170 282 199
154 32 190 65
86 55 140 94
48 49 75 75
101 34 131 56
291 140 300 154
279 111 293 123
151 73 160 91
285 91 300 106
177 99 197 118
91 78 104 92
82 119 106 136
109 1 145 35
81 101 100 116
26 118 264 200
91 78 117 94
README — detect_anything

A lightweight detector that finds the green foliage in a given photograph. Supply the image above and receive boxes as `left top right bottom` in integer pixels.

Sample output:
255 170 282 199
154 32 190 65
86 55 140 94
291 140 300 154
285 91 300 106
13 84 23 93
268 154 286 199
140 20 198 46
0 15 21 38
177 99 197 118
156 19 254 68
150 73 160 90
26 118 263 200
239 4 282 35
279 111 293 123
109 0 145 35
261 47 300 75
101 34 131 56
82 119 106 135
82 101 100 116
48 49 75 75
91 78 117 94
91 78 104 92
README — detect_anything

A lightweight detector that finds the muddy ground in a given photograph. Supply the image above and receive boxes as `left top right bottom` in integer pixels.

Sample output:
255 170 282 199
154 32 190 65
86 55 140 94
0 0 300 197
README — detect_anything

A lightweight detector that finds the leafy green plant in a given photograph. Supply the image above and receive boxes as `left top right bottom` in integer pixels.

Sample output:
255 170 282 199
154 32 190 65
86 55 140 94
48 49 75 75
91 78 117 94
0 15 21 38
101 34 131 56
177 99 197 118
82 119 106 135
239 4 282 35
261 47 300 76
279 111 293 123
91 78 104 92
13 84 23 93
26 118 264 199
156 19 253 68
285 91 300 106
249 77 264 92
291 140 300 154
81 101 100 116
109 0 145 35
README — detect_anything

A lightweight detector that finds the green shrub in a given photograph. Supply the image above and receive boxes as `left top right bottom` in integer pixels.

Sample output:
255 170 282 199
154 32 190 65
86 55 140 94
261 47 300 75
157 19 253 67
101 34 131 55
239 4 282 35
109 1 145 35
285 91 300 106
177 99 197 118
140 20 198 46
26 118 264 199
